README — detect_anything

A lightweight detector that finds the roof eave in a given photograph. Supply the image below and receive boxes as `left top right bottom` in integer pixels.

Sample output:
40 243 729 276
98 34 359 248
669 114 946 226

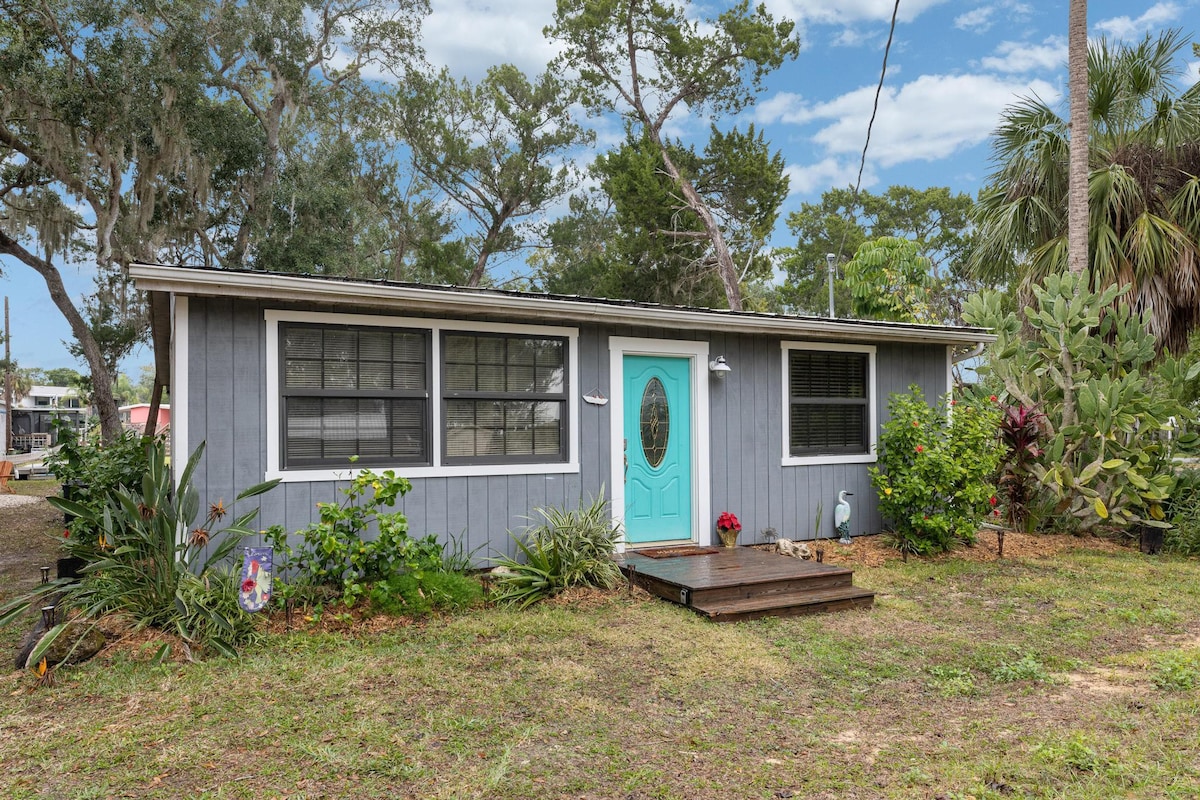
129 263 996 346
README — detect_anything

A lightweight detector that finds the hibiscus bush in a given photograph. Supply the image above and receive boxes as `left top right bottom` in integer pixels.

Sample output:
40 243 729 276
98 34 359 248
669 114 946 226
870 387 1003 555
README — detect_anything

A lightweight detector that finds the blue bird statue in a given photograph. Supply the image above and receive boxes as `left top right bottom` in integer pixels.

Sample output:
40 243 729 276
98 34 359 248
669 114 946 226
835 490 854 544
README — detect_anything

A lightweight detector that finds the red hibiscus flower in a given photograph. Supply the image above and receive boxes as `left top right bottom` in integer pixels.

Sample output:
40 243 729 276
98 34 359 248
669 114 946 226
241 578 257 594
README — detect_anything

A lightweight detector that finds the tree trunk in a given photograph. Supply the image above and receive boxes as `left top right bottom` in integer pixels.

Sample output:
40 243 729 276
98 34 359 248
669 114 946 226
1067 0 1089 279
656 146 744 311
0 233 122 442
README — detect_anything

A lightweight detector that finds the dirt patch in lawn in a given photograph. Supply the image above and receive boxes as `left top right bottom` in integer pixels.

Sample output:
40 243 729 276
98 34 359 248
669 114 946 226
0 481 63 594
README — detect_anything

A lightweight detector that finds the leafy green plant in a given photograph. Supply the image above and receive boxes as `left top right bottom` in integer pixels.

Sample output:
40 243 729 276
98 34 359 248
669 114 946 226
45 418 159 556
489 492 624 608
987 654 1050 683
926 665 978 697
2 440 278 660
1151 651 1200 691
964 274 1200 532
1164 469 1200 555
264 468 444 607
871 387 1003 555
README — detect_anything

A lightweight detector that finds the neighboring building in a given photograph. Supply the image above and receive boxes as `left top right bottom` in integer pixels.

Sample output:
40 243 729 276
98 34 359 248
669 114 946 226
11 385 89 450
119 403 171 431
130 263 994 560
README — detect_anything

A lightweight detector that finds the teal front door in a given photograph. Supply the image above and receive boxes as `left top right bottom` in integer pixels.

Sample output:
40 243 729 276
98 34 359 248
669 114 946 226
623 355 693 545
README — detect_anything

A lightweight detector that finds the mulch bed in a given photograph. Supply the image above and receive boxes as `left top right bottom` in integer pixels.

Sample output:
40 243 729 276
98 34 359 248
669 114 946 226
759 530 1131 569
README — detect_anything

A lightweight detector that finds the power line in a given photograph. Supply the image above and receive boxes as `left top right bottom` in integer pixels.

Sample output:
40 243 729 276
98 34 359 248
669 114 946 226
830 0 902 302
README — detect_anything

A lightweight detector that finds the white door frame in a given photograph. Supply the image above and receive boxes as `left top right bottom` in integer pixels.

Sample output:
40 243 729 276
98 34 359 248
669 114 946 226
608 337 711 552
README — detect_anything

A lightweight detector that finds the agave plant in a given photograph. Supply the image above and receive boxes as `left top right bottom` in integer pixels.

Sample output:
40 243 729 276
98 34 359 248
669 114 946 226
1 440 279 662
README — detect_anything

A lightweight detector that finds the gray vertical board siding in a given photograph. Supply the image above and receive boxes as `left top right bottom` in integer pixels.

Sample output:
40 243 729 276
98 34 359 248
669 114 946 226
445 476 470 543
752 334 772 544
187 300 208 501
421 477 448 538
577 323 606 497
707 330 730 535
183 296 957 554
466 476 491 558
203 298 235 515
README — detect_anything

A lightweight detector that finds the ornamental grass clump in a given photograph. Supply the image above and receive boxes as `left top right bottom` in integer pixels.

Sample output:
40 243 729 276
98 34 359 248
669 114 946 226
489 492 625 608
871 387 1003 556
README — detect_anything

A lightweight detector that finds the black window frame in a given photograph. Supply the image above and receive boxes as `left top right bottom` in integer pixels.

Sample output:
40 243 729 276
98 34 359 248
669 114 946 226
440 331 570 466
279 322 432 470
786 346 871 458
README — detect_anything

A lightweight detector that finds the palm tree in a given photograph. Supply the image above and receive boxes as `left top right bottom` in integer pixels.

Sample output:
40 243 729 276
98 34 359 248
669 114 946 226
1067 0 1088 278
970 29 1200 355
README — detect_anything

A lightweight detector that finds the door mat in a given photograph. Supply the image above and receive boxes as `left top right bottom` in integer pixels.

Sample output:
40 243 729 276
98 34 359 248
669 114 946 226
636 546 722 559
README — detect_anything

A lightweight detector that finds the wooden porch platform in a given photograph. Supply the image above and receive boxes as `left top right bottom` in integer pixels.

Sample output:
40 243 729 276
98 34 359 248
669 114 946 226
617 546 874 622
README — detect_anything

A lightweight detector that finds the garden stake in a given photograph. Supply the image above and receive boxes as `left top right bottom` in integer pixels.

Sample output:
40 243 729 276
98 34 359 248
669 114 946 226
40 566 49 584
40 605 55 628
997 529 1005 559
284 597 294 631
627 562 637 595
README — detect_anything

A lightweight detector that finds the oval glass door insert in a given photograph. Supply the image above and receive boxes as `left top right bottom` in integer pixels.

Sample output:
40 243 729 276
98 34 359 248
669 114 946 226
640 377 670 468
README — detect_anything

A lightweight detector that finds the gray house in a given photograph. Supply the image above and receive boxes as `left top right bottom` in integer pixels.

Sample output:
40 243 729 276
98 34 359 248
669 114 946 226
129 263 993 557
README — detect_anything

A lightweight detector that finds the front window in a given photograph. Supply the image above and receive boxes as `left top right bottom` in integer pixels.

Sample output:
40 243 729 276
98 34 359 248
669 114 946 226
280 324 430 469
442 333 567 464
269 316 576 476
782 343 875 464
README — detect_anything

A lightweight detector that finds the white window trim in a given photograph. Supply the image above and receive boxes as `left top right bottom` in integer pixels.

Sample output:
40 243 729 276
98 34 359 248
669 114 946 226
780 341 877 467
608 336 712 552
265 309 580 483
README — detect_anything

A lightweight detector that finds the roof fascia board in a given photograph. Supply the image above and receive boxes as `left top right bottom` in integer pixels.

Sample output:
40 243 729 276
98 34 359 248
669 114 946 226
128 263 995 346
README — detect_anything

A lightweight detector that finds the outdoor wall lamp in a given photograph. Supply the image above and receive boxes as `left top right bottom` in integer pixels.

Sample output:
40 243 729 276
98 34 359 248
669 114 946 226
708 355 731 378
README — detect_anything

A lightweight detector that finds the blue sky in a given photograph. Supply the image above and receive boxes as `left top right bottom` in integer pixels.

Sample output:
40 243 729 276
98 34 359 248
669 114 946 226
2 0 1197 380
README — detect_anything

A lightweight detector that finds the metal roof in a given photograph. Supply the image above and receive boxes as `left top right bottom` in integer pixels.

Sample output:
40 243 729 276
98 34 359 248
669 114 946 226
129 262 995 346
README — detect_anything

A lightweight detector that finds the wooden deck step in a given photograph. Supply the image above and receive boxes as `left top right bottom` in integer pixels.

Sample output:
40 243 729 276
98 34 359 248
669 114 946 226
694 585 876 623
618 547 875 622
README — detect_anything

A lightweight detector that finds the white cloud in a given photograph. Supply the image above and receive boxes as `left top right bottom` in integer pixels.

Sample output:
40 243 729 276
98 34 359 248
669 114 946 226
422 0 561 80
954 7 994 33
764 0 948 26
784 158 874 195
980 36 1067 74
794 73 1059 168
1188 60 1200 86
1094 2 1183 40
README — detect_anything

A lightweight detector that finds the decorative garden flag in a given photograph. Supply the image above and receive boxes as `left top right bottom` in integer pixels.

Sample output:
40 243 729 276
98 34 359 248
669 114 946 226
238 547 273 613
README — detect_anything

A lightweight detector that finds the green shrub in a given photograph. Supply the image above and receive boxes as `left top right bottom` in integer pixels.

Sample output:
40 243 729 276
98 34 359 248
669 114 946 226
871 387 1003 555
265 468 446 607
1164 469 1200 555
46 420 159 557
368 572 483 616
489 492 625 608
964 274 1200 533
2 440 278 660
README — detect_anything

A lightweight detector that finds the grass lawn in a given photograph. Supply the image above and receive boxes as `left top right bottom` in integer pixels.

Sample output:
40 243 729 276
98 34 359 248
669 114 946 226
2 492 1199 798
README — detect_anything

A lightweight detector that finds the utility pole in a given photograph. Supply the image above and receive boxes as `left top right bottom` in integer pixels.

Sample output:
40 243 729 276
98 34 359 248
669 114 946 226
4 297 11 456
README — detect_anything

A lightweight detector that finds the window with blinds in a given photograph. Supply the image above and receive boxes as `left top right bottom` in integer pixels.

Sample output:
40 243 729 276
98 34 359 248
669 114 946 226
442 333 567 463
787 348 870 456
280 324 430 468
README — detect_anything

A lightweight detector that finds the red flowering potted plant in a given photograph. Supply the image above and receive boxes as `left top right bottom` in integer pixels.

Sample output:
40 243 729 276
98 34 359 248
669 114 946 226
716 511 741 548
